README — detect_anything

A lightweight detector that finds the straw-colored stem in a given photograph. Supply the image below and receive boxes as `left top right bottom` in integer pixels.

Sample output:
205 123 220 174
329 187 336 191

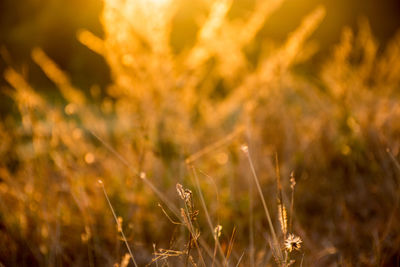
249 168 255 267
242 145 282 260
289 184 295 233
89 129 218 263
190 165 228 266
182 197 207 267
98 181 138 267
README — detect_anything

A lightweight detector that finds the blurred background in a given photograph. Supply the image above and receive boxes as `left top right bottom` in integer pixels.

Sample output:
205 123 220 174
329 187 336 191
1 0 400 116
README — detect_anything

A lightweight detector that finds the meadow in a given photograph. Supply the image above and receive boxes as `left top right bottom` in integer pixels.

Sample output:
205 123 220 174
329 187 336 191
1 0 400 266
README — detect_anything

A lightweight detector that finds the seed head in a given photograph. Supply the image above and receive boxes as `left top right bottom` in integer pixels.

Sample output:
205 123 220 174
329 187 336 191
285 233 302 252
176 183 185 200
214 225 223 238
176 183 192 202
240 144 249 154
290 171 296 189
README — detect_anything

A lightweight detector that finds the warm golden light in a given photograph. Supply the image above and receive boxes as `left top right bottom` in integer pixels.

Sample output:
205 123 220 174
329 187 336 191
2 0 400 265
148 0 171 6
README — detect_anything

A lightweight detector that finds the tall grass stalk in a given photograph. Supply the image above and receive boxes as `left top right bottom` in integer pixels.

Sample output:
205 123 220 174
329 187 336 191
89 129 181 216
241 144 283 262
98 180 138 267
275 153 288 265
89 129 217 262
289 172 296 233
249 163 255 267
189 165 228 266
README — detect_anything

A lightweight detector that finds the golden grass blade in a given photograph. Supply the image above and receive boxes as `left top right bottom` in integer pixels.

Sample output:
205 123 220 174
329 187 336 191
98 180 139 267
189 165 228 266
241 144 283 262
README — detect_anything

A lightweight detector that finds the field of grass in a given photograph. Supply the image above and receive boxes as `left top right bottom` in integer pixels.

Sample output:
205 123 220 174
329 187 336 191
1 0 400 266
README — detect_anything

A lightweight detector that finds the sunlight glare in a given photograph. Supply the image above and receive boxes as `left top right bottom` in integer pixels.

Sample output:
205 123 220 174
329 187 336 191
148 0 170 6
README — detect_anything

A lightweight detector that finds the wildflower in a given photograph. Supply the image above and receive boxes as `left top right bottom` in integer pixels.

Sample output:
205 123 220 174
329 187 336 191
285 234 302 252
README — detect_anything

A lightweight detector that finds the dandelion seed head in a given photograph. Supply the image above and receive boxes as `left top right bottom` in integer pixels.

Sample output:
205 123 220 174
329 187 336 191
285 233 302 252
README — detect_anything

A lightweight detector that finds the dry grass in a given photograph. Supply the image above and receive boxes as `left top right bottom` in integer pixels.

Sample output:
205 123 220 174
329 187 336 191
1 0 400 266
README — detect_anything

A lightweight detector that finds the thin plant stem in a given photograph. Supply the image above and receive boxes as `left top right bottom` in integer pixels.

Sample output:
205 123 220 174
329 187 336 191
275 154 287 266
88 128 218 264
153 243 159 267
387 148 400 173
190 165 228 266
98 180 138 267
249 167 255 267
275 153 286 238
89 129 180 214
182 198 207 267
242 145 282 261
235 251 245 267
289 172 296 234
